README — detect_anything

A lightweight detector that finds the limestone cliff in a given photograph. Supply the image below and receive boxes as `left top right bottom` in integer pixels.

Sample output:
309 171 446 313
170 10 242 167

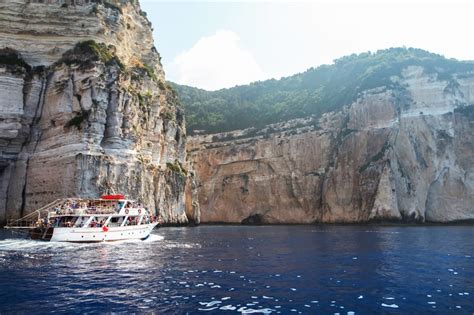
188 66 474 223
0 0 200 225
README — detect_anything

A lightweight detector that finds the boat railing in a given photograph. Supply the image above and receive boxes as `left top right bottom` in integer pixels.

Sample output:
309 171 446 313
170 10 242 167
49 209 116 216
5 199 63 229
5 219 37 228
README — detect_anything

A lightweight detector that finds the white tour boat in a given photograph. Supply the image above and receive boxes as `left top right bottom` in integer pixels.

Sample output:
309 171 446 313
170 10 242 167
4 195 159 242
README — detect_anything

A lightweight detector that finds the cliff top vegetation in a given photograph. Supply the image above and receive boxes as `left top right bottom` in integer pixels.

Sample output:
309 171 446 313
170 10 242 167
172 47 474 134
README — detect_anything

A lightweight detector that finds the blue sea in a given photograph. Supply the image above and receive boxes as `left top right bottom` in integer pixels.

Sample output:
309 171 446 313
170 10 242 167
0 225 473 314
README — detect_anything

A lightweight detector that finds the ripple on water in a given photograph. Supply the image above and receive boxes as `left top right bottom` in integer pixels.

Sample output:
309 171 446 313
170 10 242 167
1 226 474 314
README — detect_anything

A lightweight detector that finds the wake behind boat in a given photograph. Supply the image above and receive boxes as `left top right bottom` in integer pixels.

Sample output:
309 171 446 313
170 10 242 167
4 195 159 242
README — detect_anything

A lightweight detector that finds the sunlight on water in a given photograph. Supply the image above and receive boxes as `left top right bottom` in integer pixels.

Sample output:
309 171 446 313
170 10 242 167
105 233 165 245
0 226 473 314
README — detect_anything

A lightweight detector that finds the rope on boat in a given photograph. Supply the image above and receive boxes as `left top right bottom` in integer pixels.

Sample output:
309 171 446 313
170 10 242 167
5 199 62 228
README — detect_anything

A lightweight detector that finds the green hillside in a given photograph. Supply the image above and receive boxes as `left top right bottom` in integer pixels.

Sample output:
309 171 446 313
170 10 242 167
171 48 474 134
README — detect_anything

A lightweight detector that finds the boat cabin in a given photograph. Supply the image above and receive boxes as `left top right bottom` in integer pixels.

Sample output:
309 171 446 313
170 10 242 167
45 195 153 228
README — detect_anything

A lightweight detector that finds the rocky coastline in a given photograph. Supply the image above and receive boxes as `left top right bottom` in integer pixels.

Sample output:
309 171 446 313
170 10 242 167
2 1 474 227
188 66 474 224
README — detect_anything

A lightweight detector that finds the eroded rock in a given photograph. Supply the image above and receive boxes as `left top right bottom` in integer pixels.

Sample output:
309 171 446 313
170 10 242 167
0 0 199 225
189 66 474 223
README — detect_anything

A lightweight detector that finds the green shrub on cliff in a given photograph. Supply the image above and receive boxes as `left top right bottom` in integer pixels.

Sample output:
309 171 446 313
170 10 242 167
60 40 124 70
0 48 31 72
76 40 114 63
65 111 89 130
138 91 153 109
173 47 474 134
141 63 158 81
166 160 188 177
160 109 175 121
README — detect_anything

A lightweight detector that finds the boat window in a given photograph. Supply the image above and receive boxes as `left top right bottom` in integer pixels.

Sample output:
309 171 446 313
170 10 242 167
74 216 89 227
89 217 99 228
88 217 106 228
56 216 76 227
109 216 124 227
97 217 107 227
123 216 140 226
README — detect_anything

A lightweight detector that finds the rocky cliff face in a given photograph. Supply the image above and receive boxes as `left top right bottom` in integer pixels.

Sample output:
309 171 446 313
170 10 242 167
0 0 200 225
189 66 474 223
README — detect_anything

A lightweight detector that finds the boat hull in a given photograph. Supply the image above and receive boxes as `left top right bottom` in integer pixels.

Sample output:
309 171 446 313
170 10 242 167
29 223 159 242
29 227 54 241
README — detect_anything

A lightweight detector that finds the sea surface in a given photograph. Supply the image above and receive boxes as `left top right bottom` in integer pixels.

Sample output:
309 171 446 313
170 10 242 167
0 225 473 314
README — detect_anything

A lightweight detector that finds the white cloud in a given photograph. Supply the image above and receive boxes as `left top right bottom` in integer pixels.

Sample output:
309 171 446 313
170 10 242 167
167 30 265 90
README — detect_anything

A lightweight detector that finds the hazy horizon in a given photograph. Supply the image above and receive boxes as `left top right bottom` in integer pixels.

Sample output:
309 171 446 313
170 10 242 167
141 1 474 91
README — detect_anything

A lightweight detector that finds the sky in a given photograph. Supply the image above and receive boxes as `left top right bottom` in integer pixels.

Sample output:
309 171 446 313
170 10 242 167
140 0 474 91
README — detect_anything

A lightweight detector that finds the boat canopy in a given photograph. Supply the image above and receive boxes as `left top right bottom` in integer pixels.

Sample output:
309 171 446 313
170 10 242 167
100 194 126 200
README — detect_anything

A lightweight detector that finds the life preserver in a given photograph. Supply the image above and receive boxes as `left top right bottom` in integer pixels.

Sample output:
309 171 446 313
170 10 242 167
138 209 142 214
125 209 129 214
